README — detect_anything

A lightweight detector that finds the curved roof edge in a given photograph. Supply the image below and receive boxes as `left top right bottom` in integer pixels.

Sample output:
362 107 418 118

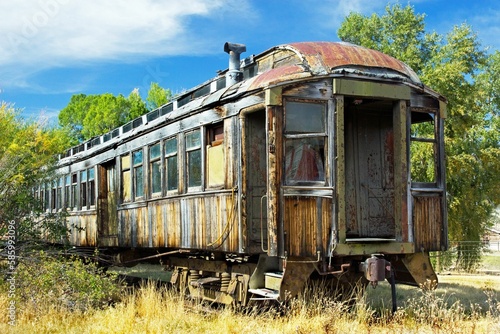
246 41 423 92
285 41 421 84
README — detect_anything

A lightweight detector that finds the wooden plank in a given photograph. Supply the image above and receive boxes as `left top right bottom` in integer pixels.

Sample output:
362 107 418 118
335 96 346 243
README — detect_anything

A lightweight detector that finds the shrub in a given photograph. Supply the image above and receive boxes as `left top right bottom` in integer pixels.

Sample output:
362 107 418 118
2 250 124 313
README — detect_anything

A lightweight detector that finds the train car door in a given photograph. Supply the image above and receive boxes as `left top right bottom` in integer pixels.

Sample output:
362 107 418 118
97 160 119 246
344 99 396 239
243 110 268 253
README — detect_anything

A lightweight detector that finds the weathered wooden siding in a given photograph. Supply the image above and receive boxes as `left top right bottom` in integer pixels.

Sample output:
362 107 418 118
413 194 443 251
67 213 97 247
284 196 332 257
114 192 238 252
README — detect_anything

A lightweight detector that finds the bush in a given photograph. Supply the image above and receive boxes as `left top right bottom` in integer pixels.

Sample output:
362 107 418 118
2 250 124 312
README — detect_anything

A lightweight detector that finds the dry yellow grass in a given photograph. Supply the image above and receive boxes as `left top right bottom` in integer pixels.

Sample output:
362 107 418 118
1 277 499 334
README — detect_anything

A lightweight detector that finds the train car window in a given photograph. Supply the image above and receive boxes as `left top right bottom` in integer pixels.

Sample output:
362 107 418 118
121 155 132 202
185 130 202 188
150 143 162 195
71 174 78 209
206 123 224 188
51 181 56 211
44 182 49 211
165 137 178 192
64 175 70 209
133 150 144 199
56 178 63 210
410 111 437 185
284 101 326 185
88 168 95 206
80 170 87 209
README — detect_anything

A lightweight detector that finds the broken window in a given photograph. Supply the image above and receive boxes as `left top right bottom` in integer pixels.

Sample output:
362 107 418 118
165 137 178 192
186 130 202 188
410 111 438 185
284 100 326 185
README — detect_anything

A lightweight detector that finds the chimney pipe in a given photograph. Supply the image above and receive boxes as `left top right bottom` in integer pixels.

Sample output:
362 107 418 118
224 42 246 86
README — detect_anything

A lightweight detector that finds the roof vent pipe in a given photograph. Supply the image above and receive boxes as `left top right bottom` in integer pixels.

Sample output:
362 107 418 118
224 42 246 86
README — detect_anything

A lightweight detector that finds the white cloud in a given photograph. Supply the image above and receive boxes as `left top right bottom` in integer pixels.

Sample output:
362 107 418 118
0 0 249 87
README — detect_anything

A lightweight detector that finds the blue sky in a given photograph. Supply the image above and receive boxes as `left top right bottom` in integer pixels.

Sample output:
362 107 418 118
0 0 499 124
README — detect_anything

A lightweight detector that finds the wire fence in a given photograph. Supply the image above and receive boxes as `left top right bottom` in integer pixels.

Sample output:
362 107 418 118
430 240 500 273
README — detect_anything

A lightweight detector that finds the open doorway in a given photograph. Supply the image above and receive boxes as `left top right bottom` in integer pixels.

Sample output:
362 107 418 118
344 99 396 239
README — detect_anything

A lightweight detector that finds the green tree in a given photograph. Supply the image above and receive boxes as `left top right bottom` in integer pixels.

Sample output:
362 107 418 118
0 102 70 243
128 88 148 119
146 82 172 111
81 93 131 139
338 4 499 270
59 89 149 142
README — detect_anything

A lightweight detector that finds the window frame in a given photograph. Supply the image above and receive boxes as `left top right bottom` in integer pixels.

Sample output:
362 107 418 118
185 129 203 191
410 110 440 188
121 154 132 203
206 123 225 189
80 170 87 210
133 149 145 200
283 99 328 186
165 136 179 194
88 167 96 207
149 142 163 197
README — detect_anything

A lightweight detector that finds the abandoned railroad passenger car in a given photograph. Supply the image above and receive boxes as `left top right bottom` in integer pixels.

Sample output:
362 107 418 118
39 41 448 305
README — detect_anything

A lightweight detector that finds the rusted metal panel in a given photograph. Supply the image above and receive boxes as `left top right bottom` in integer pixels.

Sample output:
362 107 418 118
413 195 443 251
249 65 310 90
288 42 420 82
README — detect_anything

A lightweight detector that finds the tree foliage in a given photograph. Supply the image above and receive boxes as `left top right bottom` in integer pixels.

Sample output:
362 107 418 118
0 102 70 243
338 4 500 270
58 90 147 142
58 83 172 143
146 82 172 111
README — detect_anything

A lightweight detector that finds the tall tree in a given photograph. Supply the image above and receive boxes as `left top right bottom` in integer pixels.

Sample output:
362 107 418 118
0 102 70 242
338 4 499 270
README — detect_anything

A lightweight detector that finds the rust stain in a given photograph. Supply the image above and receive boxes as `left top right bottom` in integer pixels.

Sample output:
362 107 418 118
249 65 309 90
250 42 419 90
288 42 416 79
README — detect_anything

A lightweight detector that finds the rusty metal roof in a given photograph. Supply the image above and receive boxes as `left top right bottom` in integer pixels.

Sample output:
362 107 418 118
249 41 421 90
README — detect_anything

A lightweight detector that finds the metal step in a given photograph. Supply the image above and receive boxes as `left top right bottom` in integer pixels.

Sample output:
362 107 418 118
248 288 280 300
264 271 283 291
